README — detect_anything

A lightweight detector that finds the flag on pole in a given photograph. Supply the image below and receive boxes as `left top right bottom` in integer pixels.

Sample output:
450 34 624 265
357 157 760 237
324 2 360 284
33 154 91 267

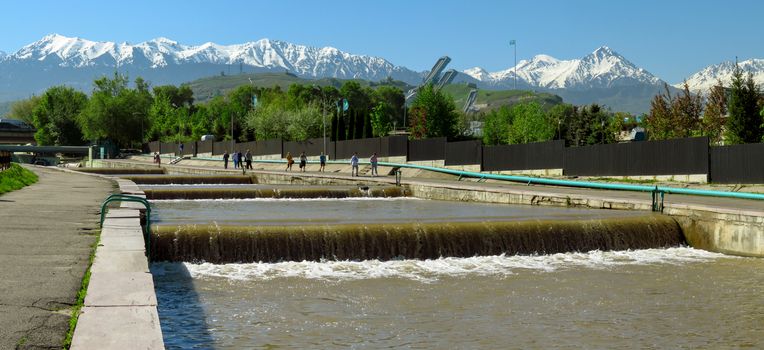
510 40 516 46
252 95 258 107
342 99 349 112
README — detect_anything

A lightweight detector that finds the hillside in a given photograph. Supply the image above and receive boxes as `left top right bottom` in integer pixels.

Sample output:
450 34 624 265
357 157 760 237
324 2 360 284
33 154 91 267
441 83 563 113
188 72 413 103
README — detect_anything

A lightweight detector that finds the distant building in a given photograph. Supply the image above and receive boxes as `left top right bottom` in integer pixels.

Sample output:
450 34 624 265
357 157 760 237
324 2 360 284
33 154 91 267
0 118 36 144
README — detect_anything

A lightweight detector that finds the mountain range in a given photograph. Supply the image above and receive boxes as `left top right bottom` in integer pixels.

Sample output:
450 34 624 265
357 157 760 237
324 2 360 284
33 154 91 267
0 34 762 114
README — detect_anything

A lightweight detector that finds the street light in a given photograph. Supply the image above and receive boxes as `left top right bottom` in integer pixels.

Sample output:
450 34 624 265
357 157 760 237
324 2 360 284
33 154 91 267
312 85 328 157
510 40 517 90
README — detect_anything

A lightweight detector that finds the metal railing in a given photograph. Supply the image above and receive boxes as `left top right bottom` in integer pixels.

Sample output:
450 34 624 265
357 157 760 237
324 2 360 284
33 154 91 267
242 159 764 211
100 194 152 257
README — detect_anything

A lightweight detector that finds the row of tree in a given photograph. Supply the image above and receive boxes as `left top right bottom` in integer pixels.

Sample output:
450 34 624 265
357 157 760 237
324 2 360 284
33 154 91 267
8 72 467 148
645 64 763 145
482 101 631 146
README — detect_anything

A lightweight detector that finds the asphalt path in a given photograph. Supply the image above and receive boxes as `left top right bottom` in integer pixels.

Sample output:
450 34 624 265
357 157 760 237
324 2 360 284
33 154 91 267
0 166 112 350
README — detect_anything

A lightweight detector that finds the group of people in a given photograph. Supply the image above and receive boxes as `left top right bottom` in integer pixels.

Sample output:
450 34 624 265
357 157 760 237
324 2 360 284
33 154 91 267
282 151 379 176
284 151 314 172
214 149 379 176
0 150 12 170
350 152 378 177
222 150 253 170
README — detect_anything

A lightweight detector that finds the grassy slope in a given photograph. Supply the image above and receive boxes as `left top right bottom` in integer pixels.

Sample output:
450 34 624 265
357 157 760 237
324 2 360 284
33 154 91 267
0 163 38 194
441 83 564 112
189 72 413 103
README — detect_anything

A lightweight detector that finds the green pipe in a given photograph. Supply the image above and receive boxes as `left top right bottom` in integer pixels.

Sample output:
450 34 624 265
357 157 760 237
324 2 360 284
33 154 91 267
239 158 764 202
100 194 152 257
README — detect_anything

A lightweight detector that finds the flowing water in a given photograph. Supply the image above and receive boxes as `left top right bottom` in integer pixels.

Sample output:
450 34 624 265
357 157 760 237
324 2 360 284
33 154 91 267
150 198 646 226
152 249 764 349
148 197 763 349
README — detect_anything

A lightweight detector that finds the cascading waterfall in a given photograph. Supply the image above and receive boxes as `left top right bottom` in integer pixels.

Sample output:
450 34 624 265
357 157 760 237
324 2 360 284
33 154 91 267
150 215 684 263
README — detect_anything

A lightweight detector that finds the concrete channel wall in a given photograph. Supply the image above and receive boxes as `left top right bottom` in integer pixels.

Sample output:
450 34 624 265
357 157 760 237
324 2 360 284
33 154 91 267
70 177 164 349
93 159 764 258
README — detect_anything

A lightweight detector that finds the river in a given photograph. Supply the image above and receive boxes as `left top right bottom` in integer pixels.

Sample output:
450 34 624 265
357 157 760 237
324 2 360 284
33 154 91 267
152 248 763 349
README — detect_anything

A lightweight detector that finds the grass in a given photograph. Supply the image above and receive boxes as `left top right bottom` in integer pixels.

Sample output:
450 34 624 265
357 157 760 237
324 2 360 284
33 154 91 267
0 163 38 195
62 233 99 349
189 72 413 103
441 83 563 112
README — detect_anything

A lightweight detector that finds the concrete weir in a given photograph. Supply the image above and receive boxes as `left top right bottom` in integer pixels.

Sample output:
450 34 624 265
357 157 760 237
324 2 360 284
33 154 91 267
94 159 764 258
70 179 164 349
151 215 684 264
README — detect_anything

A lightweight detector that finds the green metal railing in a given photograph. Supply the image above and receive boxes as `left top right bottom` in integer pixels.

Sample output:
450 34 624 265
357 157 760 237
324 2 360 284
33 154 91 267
100 194 152 257
239 158 764 210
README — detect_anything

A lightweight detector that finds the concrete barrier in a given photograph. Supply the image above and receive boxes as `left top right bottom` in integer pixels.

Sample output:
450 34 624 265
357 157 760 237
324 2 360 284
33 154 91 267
71 181 164 349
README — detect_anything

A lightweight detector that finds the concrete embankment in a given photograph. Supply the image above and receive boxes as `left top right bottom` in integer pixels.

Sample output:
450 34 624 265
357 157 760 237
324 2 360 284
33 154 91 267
68 174 164 349
143 186 408 200
151 215 683 263
94 159 764 258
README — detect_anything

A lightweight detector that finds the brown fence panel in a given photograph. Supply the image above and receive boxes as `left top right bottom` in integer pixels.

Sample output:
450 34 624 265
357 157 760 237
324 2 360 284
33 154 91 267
482 140 565 171
148 141 160 153
408 137 446 161
710 143 764 183
336 138 381 160
445 140 482 166
251 139 282 156
283 138 332 158
380 136 408 157
197 140 213 154
213 141 231 155
564 137 708 176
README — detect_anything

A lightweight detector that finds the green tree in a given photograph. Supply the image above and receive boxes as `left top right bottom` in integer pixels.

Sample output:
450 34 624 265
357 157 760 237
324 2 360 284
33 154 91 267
32 86 88 145
644 84 676 140
408 107 427 139
286 104 322 141
671 82 704 138
78 73 151 148
369 102 393 137
702 80 727 145
246 103 289 141
482 106 512 145
725 64 762 144
7 96 41 126
409 84 459 139
548 103 575 141
507 102 554 144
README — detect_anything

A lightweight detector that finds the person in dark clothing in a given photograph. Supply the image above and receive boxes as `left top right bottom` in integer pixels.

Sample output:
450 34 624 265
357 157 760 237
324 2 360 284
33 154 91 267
223 152 230 169
299 152 307 172
245 150 253 169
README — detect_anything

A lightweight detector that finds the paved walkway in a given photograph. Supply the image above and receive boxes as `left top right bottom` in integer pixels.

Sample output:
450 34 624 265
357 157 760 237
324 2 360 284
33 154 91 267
0 166 112 350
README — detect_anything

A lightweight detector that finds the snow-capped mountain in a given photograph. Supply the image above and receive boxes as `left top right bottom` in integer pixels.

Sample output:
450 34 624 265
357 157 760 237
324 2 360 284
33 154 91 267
464 46 662 90
0 51 6 60
4 33 421 82
676 59 764 93
0 34 682 113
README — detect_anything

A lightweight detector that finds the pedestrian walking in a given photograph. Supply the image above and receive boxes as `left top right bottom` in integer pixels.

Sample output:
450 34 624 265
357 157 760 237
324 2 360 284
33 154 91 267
245 150 253 169
370 152 378 177
299 152 307 172
223 151 229 169
153 152 161 167
237 151 243 170
286 152 294 171
350 152 359 176
233 150 239 169
319 152 326 172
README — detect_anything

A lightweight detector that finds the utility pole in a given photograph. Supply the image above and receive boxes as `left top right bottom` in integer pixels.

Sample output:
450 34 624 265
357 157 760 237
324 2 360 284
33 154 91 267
510 40 517 90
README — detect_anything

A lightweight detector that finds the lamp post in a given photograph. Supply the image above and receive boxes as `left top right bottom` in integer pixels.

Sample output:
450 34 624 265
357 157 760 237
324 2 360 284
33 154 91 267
510 40 517 90
313 85 327 157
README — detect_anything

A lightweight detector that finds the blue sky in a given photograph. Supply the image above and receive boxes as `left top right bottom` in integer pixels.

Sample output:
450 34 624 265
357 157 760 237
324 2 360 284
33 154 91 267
1 0 761 83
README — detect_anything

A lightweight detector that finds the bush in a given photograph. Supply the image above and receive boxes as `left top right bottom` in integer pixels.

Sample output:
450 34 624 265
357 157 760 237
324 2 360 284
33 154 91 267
0 163 38 194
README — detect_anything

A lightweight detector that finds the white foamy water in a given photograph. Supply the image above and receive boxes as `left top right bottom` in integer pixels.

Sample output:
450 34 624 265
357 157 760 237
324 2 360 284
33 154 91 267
158 247 729 283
